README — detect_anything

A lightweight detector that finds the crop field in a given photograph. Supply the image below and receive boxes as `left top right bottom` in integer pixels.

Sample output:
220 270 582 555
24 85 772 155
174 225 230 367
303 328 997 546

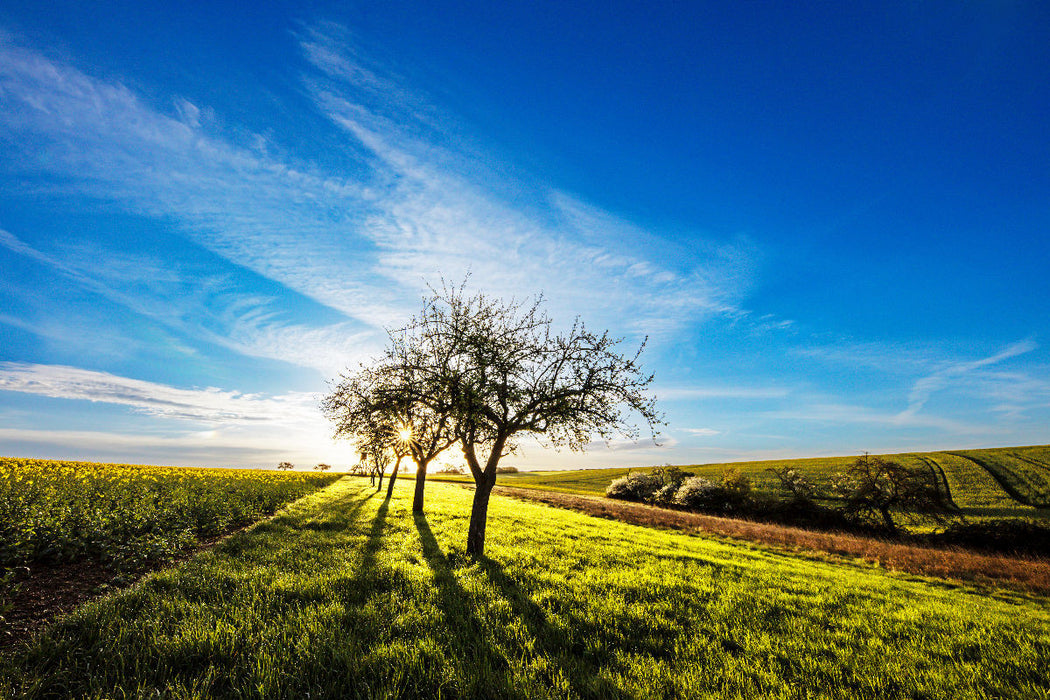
0 458 342 571
950 447 1050 508
441 445 1050 520
2 478 1047 699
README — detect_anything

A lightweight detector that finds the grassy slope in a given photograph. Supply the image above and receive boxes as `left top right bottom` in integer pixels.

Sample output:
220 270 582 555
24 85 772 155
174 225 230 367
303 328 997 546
436 445 1050 519
4 478 1048 699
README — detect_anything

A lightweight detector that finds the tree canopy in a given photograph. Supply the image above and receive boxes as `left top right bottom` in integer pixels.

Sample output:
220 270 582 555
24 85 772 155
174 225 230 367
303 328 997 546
832 454 958 533
323 281 661 556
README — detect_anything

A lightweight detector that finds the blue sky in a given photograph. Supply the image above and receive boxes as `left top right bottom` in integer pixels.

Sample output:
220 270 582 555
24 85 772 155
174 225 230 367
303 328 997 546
1 2 1048 469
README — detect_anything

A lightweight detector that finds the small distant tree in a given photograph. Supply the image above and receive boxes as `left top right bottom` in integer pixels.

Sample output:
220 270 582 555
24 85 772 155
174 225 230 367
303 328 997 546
315 463 332 471
832 454 957 534
435 464 465 475
769 467 818 505
276 461 294 471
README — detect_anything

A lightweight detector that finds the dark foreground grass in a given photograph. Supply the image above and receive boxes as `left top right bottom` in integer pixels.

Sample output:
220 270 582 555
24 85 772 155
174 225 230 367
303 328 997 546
4 478 1049 699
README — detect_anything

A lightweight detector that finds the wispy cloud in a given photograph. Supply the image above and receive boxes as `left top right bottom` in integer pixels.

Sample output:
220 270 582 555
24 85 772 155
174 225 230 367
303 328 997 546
0 36 406 330
653 385 791 401
900 340 1040 419
0 363 356 466
0 427 351 467
794 337 1049 427
0 229 378 375
0 362 316 424
792 340 938 375
299 24 756 337
762 401 984 434
682 428 721 437
0 29 755 358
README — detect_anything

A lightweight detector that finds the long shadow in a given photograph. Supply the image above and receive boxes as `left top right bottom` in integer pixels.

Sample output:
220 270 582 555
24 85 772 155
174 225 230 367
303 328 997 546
323 490 396 611
298 489 378 533
474 555 625 699
356 498 391 576
262 487 386 609
413 514 523 698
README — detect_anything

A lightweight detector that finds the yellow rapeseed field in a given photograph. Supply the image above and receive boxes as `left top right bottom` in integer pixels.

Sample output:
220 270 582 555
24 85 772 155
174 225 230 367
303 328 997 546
0 458 341 569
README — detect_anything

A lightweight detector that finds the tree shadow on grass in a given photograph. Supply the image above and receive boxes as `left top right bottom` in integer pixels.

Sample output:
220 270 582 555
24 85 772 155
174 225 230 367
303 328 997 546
316 490 395 608
414 516 625 699
354 498 390 580
473 555 625 699
413 514 527 699
297 489 378 533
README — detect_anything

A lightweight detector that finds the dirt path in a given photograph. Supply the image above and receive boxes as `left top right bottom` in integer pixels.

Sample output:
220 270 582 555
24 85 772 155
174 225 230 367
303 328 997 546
488 485 1050 596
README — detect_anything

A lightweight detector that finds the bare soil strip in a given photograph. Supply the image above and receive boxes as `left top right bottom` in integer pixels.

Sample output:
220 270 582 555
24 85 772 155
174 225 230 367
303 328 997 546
490 485 1050 596
1 528 248 651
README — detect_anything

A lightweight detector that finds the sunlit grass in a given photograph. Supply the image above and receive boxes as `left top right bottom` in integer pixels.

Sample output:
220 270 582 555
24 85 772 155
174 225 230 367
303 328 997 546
4 478 1048 698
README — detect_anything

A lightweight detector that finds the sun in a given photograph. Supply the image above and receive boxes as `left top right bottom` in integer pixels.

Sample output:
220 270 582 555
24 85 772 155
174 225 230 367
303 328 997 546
396 426 413 443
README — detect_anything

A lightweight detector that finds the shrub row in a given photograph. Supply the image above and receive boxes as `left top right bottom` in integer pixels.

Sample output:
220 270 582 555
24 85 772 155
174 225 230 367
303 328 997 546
606 461 959 538
606 467 752 514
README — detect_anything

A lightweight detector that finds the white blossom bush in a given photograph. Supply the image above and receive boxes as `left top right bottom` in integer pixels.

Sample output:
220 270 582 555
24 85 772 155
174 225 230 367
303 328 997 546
605 472 664 501
673 476 722 509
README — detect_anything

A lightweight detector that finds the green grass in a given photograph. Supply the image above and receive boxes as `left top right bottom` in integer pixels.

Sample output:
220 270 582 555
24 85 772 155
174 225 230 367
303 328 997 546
443 445 1050 521
4 477 1049 699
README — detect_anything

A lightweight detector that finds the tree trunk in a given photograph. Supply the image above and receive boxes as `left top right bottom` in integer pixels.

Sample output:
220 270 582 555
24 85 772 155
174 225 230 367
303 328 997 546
386 455 403 499
376 468 384 492
879 505 897 534
466 472 496 557
462 433 506 558
412 459 428 513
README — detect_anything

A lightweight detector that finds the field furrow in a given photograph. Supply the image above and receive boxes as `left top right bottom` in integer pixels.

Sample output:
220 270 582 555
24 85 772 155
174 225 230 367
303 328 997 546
950 450 1050 508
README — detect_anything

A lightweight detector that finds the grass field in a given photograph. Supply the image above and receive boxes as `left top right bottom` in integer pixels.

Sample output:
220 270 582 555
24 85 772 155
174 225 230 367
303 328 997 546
3 478 1048 699
434 445 1050 521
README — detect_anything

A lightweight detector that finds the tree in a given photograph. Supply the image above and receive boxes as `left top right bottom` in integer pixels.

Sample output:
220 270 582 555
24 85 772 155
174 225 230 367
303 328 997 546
360 442 389 489
276 461 294 471
323 345 457 509
768 467 818 505
405 284 661 556
315 463 332 471
383 430 409 500
832 454 957 534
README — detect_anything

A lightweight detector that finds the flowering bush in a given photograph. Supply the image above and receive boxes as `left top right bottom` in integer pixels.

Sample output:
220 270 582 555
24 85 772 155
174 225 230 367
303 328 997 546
606 472 665 502
673 476 722 509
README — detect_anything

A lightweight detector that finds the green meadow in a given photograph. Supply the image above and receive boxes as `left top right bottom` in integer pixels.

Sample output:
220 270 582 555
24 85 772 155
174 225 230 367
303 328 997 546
4 477 1048 699
437 445 1050 520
